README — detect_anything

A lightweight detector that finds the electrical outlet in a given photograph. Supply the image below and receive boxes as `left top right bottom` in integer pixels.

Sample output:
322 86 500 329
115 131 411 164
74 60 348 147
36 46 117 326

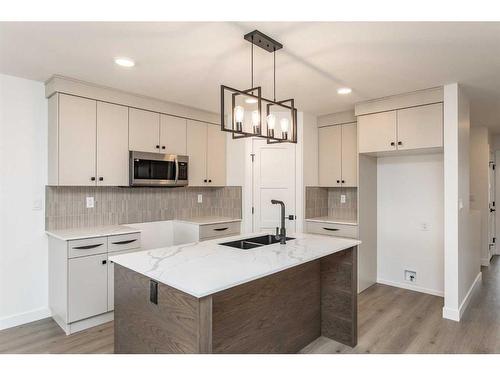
340 194 346 204
405 270 416 283
197 194 203 203
86 196 95 209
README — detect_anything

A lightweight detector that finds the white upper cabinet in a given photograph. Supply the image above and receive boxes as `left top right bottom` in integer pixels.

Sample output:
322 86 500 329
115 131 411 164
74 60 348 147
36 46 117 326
207 124 227 186
396 103 443 150
160 114 187 155
187 120 208 187
128 108 160 153
318 123 358 187
358 111 397 154
358 103 443 155
319 125 342 187
341 123 358 187
97 102 129 186
58 94 97 186
187 121 226 187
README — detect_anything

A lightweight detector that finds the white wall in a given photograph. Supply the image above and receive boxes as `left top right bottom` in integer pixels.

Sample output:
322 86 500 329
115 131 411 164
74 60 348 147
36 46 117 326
443 83 481 321
469 126 491 265
0 74 49 329
376 154 444 296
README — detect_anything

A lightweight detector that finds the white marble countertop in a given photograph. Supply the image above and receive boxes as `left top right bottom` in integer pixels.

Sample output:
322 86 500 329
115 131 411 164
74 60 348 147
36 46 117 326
174 217 241 226
306 216 358 226
46 225 141 241
110 232 360 298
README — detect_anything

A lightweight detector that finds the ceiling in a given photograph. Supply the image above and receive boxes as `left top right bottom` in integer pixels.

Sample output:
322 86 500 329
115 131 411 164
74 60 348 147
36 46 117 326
1 22 500 131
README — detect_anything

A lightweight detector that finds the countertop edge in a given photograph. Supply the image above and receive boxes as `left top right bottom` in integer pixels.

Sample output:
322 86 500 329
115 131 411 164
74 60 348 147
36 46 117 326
46 227 142 241
305 218 358 226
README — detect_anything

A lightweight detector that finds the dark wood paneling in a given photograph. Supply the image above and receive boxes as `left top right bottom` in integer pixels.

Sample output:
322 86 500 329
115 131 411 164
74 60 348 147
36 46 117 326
211 261 321 353
320 247 358 347
114 264 202 353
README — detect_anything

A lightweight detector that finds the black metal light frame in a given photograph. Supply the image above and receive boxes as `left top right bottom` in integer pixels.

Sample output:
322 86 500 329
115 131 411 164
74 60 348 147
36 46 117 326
219 30 297 144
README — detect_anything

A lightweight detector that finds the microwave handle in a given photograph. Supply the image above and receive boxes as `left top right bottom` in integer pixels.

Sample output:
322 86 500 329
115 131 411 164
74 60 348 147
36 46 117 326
175 157 179 184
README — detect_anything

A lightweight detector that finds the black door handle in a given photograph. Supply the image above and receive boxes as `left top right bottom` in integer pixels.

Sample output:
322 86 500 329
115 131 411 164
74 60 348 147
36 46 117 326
490 208 496 213
155 145 160 149
111 239 137 245
398 141 403 146
390 142 395 146
99 177 103 181
161 146 166 150
90 177 96 181
73 244 103 250
101 260 107 265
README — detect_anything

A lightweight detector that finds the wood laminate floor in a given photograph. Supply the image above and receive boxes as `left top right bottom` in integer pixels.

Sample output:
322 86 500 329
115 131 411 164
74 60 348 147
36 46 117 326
1 256 499 354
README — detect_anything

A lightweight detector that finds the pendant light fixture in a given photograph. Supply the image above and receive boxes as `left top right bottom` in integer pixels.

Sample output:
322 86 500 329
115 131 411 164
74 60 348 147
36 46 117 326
220 30 297 144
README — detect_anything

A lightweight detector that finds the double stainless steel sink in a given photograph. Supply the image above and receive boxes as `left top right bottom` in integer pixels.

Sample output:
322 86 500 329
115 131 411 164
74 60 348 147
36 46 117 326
220 234 295 250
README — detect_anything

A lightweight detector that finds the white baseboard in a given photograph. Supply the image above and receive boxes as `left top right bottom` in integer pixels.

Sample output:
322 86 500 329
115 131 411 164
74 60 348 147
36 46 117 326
442 272 482 322
376 278 444 297
0 307 51 330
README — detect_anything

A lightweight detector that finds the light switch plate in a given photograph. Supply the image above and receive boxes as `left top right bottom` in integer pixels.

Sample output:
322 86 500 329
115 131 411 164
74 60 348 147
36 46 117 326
340 194 346 204
86 196 95 209
197 194 203 203
32 199 42 211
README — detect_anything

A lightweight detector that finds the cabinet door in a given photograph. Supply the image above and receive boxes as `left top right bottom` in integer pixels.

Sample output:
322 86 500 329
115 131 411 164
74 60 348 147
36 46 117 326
68 253 108 323
160 114 187 155
128 108 160 153
186 120 208 186
58 94 97 186
318 126 342 187
397 103 443 150
358 111 397 153
206 124 226 186
341 123 358 187
97 102 129 186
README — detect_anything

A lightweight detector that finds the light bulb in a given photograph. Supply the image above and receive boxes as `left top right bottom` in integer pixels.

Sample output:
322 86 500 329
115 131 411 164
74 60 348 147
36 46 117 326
251 110 260 126
234 106 245 123
266 114 276 130
280 118 289 133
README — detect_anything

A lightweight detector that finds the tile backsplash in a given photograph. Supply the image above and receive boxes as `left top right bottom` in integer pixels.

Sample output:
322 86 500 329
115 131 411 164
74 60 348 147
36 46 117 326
46 186 242 230
305 186 357 221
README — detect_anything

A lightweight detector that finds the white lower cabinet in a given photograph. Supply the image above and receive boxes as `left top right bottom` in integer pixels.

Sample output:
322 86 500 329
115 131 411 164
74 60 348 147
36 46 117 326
48 231 141 335
68 253 108 323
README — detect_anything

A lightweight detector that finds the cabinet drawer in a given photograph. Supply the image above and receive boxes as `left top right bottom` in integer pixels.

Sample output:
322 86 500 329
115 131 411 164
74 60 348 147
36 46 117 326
107 232 141 253
199 221 240 240
68 237 107 258
306 221 358 239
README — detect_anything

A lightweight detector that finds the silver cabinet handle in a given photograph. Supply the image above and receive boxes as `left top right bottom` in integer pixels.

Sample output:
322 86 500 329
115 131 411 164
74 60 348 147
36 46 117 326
111 239 137 245
73 244 103 250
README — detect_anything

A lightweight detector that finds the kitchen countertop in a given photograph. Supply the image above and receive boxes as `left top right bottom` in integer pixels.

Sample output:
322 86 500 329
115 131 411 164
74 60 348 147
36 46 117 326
46 225 141 241
110 232 361 298
305 216 358 226
174 217 241 226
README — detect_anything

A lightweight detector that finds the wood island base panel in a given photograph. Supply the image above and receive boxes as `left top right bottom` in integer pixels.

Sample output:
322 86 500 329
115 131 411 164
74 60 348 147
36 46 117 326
114 246 357 354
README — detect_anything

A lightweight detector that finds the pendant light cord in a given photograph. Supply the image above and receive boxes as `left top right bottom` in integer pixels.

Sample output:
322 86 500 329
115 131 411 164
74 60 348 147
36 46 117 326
273 48 276 101
251 36 254 88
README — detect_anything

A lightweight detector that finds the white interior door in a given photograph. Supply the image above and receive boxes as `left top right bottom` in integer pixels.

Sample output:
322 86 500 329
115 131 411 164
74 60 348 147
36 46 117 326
252 139 296 234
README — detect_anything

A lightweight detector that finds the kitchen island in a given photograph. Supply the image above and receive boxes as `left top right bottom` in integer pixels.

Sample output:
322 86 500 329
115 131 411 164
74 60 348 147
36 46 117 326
110 232 360 353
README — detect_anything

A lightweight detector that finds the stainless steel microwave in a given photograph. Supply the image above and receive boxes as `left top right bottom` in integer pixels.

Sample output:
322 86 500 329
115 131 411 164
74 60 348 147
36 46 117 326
129 151 188 187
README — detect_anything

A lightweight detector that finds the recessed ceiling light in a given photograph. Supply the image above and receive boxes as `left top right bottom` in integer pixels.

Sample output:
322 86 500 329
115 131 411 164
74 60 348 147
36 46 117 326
337 87 352 95
245 97 258 104
114 57 135 68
